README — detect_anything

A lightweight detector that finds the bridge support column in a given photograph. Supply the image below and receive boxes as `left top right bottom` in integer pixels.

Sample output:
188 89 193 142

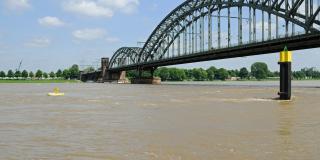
132 67 161 85
278 47 292 100
97 58 109 83
105 71 128 83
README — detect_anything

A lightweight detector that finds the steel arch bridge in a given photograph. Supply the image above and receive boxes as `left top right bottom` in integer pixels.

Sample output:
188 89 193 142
109 0 320 71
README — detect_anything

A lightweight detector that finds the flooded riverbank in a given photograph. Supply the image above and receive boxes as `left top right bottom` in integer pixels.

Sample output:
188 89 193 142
0 82 319 159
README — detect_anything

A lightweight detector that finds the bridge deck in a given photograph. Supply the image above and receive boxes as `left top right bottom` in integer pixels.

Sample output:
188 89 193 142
109 34 320 72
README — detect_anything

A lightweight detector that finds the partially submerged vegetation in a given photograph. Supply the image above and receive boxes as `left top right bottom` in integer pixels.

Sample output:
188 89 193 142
127 62 320 81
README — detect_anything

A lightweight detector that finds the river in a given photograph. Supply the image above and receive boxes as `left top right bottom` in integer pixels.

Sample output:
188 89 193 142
0 81 319 159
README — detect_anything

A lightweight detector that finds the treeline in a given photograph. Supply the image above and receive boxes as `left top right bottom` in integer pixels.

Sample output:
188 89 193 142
292 68 320 80
128 62 320 81
0 64 80 80
153 62 276 81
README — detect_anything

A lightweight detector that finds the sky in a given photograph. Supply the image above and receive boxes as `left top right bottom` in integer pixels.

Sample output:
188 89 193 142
0 0 319 72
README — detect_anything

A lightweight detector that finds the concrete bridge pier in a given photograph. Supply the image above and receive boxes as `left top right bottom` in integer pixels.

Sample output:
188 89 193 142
97 58 109 83
132 67 161 84
80 57 128 83
105 71 128 83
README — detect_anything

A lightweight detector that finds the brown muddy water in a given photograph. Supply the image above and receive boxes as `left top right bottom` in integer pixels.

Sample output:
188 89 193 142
0 82 319 160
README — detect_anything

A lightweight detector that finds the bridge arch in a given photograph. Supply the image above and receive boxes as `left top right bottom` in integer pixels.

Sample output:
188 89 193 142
109 47 142 69
139 0 320 63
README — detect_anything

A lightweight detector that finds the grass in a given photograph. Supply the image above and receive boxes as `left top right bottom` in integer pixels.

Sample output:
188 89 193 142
0 79 81 83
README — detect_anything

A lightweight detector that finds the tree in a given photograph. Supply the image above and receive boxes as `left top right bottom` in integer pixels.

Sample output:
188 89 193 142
251 62 269 80
62 69 70 79
293 71 306 80
239 67 249 79
184 69 194 80
0 71 5 78
228 70 238 77
7 70 14 78
215 68 229 80
69 64 80 79
35 70 43 79
29 71 34 78
14 71 21 78
156 67 170 81
192 68 208 81
206 66 217 81
56 69 63 78
169 68 186 81
43 72 48 79
22 70 28 79
49 72 55 78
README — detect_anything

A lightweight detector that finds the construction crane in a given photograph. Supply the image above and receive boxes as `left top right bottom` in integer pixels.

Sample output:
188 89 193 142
16 60 23 72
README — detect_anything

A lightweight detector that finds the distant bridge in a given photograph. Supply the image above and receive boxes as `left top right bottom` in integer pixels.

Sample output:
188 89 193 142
81 0 320 83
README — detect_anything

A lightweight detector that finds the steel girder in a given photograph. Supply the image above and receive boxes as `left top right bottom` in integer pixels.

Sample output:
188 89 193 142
138 0 320 63
109 47 142 69
108 0 320 69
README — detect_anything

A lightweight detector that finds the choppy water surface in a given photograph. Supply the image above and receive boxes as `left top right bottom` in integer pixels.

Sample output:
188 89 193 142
0 81 320 160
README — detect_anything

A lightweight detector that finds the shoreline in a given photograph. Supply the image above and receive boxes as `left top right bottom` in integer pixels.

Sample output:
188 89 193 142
162 80 320 88
0 79 80 83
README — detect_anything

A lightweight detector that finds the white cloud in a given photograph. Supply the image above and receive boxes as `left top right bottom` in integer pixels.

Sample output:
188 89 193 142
25 37 51 48
72 28 107 40
63 0 114 18
4 0 30 10
63 0 139 18
98 0 140 14
38 16 65 27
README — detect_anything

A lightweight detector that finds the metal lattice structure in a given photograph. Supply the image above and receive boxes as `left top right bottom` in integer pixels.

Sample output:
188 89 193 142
109 0 320 70
109 47 142 69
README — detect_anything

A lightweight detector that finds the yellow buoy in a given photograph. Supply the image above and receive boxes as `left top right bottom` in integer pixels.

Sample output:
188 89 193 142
48 88 65 96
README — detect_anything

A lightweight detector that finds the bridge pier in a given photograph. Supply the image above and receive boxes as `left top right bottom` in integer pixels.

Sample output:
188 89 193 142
132 67 161 84
105 71 128 83
97 58 109 83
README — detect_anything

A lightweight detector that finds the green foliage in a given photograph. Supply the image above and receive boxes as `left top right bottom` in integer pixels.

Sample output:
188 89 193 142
35 70 43 78
22 70 28 78
29 71 34 78
49 72 55 78
43 72 48 79
7 70 14 78
63 69 70 79
206 66 217 81
184 69 194 80
0 79 79 83
293 71 306 80
192 68 208 81
0 71 6 78
228 70 238 77
155 67 170 81
56 69 63 78
126 70 138 79
239 67 249 79
292 68 320 80
215 68 229 80
301 67 320 79
14 71 21 78
168 68 186 81
69 64 80 79
0 64 84 81
251 62 269 80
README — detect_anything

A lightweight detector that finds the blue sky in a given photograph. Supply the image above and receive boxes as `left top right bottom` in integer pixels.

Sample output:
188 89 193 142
0 0 319 72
